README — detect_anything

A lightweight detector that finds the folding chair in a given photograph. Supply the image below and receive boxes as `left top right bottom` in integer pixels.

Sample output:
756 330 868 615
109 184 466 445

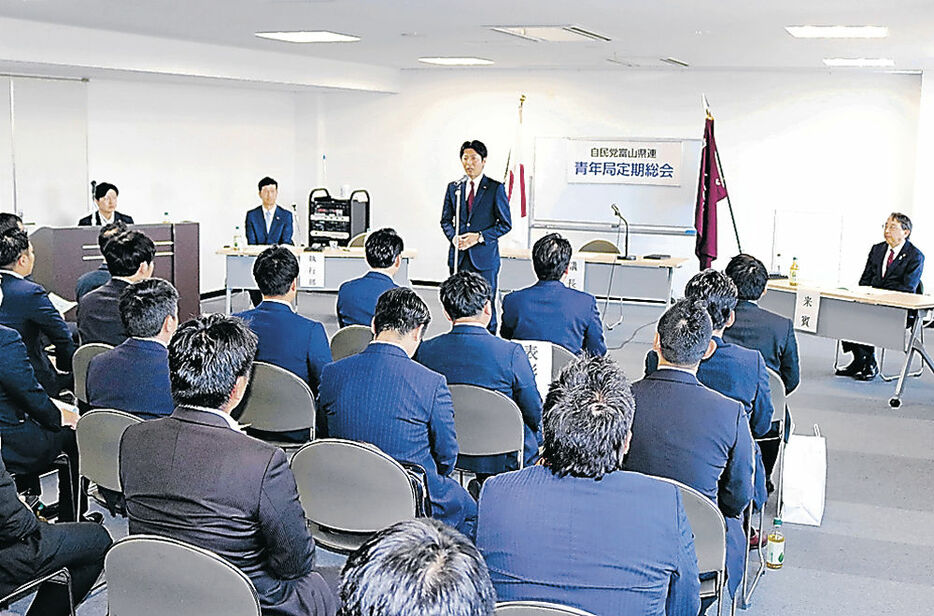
234 362 316 452
72 343 114 404
105 535 260 616
448 384 525 476
759 369 789 516
578 239 619 254
290 439 427 554
495 601 598 616
347 232 367 248
330 325 374 361
0 567 74 616
739 430 765 610
75 409 143 517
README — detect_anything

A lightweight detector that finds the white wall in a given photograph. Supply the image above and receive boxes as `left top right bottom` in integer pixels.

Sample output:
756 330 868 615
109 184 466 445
308 69 921 287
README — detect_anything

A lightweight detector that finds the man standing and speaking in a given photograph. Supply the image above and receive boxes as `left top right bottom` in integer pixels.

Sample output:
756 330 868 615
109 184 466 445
441 140 511 334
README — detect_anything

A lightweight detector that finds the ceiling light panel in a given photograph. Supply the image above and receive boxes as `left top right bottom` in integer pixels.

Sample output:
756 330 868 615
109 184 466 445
418 57 494 66
786 26 888 39
490 26 610 43
255 31 360 43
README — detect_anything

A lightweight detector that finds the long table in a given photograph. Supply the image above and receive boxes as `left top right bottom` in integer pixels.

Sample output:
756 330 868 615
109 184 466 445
760 280 934 407
218 246 415 314
499 247 687 304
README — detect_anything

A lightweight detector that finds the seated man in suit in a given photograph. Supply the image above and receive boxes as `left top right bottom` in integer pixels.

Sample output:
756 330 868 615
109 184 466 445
501 233 606 356
120 314 337 616
86 278 178 419
246 176 294 246
339 519 495 616
336 228 402 327
625 299 754 599
478 354 700 616
0 228 75 395
77 229 155 346
838 212 924 380
235 245 331 442
0 453 111 616
78 182 134 226
319 288 477 538
417 271 541 486
75 221 127 301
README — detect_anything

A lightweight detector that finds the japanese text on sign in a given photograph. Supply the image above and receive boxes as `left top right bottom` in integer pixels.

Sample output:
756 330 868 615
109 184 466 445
567 140 683 186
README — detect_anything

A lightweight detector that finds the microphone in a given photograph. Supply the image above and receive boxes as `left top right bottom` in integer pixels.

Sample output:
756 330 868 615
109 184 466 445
609 204 636 261
611 203 622 219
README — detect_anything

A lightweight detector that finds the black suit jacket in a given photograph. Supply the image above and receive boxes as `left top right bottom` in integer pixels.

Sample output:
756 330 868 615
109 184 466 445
724 300 800 393
77 278 130 346
77 211 134 226
120 407 336 616
858 240 924 292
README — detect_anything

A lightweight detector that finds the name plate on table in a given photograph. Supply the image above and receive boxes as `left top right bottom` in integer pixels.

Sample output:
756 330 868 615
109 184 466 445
520 340 553 400
793 287 821 333
299 252 325 289
565 258 585 291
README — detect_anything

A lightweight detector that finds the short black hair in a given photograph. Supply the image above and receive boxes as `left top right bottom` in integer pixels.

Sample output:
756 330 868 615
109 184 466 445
656 299 712 366
119 278 179 338
102 230 156 277
339 519 495 616
258 176 278 192
98 221 128 252
373 287 431 337
93 182 118 201
439 272 491 320
532 233 572 281
725 254 768 301
542 355 635 480
365 228 404 269
684 269 738 330
889 212 912 236
0 228 28 268
0 213 22 235
169 314 257 410
252 245 298 296
459 140 488 160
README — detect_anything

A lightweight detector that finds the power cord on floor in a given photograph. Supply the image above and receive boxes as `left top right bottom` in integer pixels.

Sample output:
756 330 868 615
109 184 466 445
607 319 656 351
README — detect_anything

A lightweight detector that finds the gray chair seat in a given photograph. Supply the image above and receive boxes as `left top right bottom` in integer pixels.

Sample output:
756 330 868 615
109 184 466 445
495 601 598 616
235 362 316 449
72 342 114 403
330 325 374 361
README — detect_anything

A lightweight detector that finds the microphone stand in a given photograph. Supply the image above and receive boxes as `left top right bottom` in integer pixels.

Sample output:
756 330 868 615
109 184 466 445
612 210 636 261
453 180 463 273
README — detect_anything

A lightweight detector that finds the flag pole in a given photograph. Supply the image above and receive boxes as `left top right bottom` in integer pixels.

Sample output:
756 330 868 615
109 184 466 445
503 94 526 178
703 97 743 254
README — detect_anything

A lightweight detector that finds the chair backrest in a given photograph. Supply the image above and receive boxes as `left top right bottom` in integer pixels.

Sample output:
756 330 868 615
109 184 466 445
348 232 367 248
449 384 525 465
551 344 576 380
649 475 726 579
235 362 316 433
330 325 374 361
76 409 144 492
290 439 418 533
578 239 619 254
73 342 114 403
495 601 598 616
766 368 786 423
105 534 261 616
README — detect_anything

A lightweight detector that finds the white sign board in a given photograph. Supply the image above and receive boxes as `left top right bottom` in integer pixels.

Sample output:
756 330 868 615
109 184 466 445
520 340 553 400
793 287 821 333
299 252 325 289
565 258 585 291
567 139 683 186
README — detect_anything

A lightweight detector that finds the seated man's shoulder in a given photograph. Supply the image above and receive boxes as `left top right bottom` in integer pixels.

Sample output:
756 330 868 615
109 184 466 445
0 323 21 344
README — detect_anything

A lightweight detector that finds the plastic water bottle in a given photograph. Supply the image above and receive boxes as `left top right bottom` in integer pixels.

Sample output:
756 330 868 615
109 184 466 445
766 518 784 569
162 211 171 223
233 226 243 250
789 257 799 287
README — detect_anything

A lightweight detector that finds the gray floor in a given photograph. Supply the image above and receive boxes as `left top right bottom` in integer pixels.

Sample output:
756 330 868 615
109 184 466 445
8 287 934 614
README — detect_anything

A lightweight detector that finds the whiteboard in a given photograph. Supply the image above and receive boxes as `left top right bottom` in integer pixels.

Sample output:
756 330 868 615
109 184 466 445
532 137 703 227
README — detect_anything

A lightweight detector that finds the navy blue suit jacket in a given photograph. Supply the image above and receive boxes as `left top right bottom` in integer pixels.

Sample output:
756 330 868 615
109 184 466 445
121 407 336 615
724 300 800 393
858 240 924 292
78 211 134 226
501 280 606 356
75 263 111 302
77 278 130 346
245 205 294 246
319 343 477 537
625 369 754 594
0 274 75 395
0 325 66 476
441 175 511 272
86 338 174 420
336 271 397 328
417 324 542 474
478 466 700 616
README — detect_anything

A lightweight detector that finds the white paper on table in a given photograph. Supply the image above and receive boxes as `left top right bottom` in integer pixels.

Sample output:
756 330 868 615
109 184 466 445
298 252 325 289
793 286 821 333
519 340 553 400
565 258 585 291
48 292 77 316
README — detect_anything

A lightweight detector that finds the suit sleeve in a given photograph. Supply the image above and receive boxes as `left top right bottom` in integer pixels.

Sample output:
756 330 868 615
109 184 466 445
258 448 315 579
511 346 543 447
427 378 459 477
583 296 607 356
305 323 332 397
899 249 924 293
781 321 800 394
480 182 512 243
0 332 61 430
123 213 135 225
718 403 754 518
749 354 773 438
281 209 294 245
666 489 702 616
440 184 457 241
858 247 877 286
245 211 257 245
499 293 516 340
31 287 75 372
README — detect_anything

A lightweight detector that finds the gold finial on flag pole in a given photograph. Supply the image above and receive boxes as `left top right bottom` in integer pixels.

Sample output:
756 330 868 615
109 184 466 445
702 94 713 120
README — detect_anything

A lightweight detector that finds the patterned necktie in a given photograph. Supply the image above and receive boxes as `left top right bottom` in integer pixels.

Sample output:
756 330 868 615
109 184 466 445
886 248 895 273
467 180 475 215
